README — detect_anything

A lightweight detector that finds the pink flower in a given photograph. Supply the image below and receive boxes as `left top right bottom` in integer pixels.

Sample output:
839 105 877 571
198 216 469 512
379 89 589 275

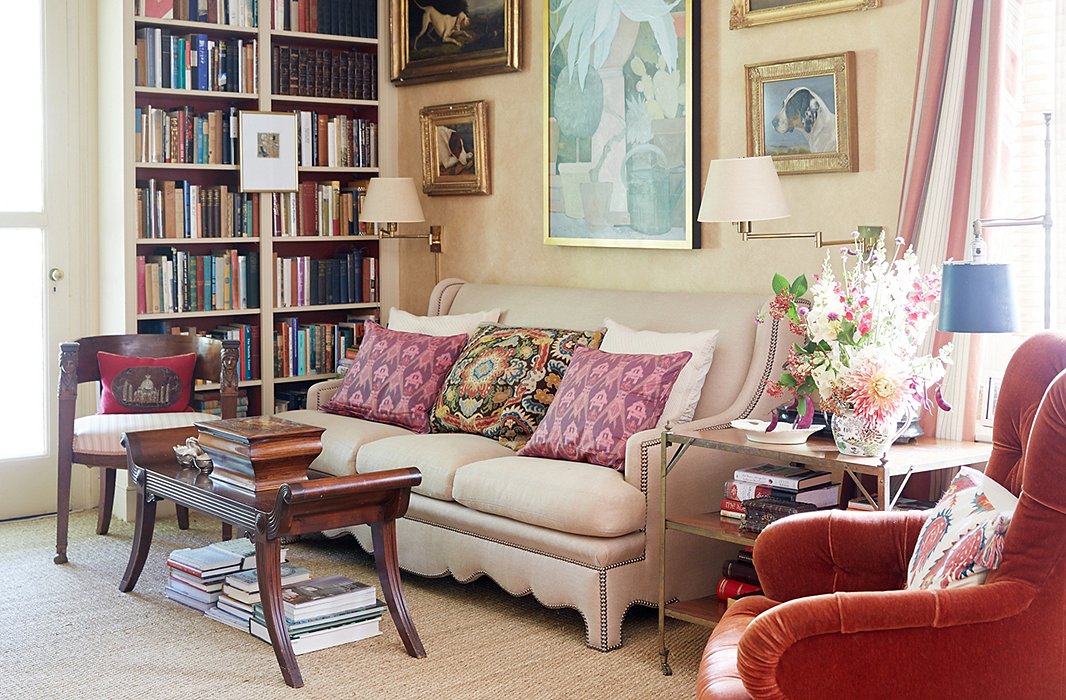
844 356 910 423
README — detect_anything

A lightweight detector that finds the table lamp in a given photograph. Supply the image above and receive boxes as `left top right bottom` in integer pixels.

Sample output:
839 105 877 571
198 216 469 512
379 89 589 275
359 177 443 282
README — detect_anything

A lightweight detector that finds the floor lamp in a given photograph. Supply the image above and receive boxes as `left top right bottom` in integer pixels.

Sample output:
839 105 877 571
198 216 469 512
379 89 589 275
359 177 443 283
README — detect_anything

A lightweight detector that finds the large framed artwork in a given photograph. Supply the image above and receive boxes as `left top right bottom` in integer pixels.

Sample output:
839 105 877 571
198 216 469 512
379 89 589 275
420 101 491 195
545 0 700 249
730 0 880 30
390 0 521 85
746 52 858 175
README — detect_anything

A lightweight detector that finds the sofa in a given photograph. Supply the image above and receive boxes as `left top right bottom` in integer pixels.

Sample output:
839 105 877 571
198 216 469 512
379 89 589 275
283 278 800 651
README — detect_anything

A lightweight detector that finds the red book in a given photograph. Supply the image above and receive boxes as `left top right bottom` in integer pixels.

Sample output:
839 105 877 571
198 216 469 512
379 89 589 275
137 255 147 314
719 497 745 515
724 479 773 502
716 577 761 601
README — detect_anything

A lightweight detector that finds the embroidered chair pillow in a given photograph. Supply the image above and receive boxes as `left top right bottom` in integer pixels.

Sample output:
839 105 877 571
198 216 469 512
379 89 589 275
905 467 1018 590
322 322 467 433
518 347 692 471
430 323 604 450
97 352 198 414
387 307 502 337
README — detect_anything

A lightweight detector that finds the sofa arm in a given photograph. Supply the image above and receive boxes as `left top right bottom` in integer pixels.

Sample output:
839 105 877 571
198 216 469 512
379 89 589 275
737 581 1036 700
305 378 344 410
755 509 929 601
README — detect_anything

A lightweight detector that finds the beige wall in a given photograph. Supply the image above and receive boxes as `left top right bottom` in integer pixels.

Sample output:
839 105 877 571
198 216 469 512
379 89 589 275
392 1 922 313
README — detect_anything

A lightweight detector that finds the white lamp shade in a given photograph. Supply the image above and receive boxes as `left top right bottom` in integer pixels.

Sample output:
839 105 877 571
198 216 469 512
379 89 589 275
697 156 790 223
358 177 425 223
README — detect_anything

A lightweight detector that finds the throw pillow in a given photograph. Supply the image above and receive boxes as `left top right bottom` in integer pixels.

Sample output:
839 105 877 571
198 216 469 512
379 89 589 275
906 467 1018 591
387 307 502 337
321 322 467 433
518 347 692 471
430 323 605 450
97 352 198 414
600 318 719 427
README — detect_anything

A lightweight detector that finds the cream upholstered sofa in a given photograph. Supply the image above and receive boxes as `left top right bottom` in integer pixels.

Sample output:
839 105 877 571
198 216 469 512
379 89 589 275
283 278 800 651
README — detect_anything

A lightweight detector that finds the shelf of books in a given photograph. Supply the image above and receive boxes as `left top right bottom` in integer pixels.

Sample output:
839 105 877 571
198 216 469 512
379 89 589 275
104 0 388 419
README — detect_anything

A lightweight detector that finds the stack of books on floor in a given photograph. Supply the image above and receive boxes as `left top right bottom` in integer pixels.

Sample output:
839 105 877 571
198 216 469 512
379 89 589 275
215 561 312 629
250 575 386 655
717 546 762 604
165 539 287 618
720 463 839 529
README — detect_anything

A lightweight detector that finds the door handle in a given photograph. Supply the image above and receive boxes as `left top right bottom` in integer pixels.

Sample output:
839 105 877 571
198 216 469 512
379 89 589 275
49 268 64 282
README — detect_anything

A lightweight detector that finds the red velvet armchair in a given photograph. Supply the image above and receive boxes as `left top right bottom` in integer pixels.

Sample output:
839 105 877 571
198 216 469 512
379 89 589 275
696 332 1066 700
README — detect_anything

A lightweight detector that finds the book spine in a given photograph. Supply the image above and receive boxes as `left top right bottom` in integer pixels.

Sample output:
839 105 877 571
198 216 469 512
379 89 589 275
723 479 773 501
719 497 745 515
721 560 760 587
716 577 760 601
732 470 807 491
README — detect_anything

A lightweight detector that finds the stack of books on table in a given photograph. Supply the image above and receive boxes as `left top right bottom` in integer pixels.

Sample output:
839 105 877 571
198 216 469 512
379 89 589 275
847 495 935 512
717 546 762 604
165 539 287 618
215 561 312 629
250 575 386 655
720 463 839 525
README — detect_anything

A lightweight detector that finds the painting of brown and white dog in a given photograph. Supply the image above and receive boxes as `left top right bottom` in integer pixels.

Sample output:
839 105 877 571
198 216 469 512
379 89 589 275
437 125 474 174
413 0 472 48
771 86 838 153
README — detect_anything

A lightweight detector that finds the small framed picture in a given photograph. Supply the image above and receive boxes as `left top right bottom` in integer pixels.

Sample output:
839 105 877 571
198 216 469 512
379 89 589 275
730 0 880 30
238 111 298 192
419 100 490 196
746 52 858 175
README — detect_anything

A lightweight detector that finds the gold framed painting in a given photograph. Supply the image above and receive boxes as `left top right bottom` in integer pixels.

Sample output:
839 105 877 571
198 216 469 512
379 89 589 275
420 100 490 196
545 0 701 249
730 0 880 30
746 52 858 175
390 0 521 85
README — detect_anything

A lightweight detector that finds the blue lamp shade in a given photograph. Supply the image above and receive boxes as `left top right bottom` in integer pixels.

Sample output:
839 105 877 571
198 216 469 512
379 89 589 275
938 261 1020 333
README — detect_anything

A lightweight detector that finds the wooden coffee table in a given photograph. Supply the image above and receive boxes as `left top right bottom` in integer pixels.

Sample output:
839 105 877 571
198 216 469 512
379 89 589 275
118 418 426 688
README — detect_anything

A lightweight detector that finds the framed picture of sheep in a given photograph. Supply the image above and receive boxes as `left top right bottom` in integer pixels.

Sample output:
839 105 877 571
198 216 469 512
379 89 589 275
419 101 491 195
746 52 858 175
390 0 521 85
545 0 701 249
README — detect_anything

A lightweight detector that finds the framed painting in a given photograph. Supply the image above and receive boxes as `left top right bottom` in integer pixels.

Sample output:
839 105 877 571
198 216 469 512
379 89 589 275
238 111 298 192
545 0 700 249
420 101 490 195
390 0 521 85
746 52 858 175
730 0 880 30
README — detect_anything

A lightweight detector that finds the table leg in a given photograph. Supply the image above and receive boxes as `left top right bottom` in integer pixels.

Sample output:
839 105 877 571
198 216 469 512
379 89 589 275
371 519 426 658
119 490 157 592
256 535 303 689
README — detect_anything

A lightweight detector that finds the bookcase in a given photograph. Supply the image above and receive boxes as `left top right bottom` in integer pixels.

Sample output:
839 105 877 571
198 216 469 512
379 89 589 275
99 0 396 420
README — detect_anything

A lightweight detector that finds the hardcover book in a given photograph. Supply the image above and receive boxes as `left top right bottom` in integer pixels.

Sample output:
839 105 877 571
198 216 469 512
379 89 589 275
732 464 832 490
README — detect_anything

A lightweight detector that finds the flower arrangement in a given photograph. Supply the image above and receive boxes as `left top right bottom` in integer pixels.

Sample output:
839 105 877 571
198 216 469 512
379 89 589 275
764 235 952 430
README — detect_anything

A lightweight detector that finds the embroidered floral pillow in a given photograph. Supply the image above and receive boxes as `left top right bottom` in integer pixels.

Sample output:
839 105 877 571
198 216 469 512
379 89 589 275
518 347 692 471
430 323 604 450
97 352 197 414
906 467 1018 590
322 322 467 433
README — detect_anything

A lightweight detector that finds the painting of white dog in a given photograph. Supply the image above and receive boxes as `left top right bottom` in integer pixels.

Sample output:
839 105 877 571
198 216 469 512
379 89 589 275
762 74 839 155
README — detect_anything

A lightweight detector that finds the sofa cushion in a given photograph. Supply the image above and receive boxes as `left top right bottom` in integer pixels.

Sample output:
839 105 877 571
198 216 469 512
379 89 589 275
452 455 645 537
518 347 691 470
430 323 604 450
357 433 515 501
73 412 219 456
321 322 467 433
97 352 197 414
600 318 719 427
281 409 413 477
387 307 501 336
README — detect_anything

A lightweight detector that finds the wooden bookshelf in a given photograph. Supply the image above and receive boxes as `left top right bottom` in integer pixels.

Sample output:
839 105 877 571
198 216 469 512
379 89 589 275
99 0 391 419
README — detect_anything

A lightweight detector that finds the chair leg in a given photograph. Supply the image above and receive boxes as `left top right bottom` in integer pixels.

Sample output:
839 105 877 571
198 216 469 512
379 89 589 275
176 505 190 530
97 468 117 535
55 452 73 565
222 523 233 540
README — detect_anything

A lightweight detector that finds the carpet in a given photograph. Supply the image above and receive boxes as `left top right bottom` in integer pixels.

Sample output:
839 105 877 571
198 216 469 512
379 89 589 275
0 511 705 699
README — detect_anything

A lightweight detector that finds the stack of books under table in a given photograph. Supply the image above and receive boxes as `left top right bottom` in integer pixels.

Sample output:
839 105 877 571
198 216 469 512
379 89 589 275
249 575 387 655
720 463 840 528
214 561 312 629
716 546 762 603
165 539 287 619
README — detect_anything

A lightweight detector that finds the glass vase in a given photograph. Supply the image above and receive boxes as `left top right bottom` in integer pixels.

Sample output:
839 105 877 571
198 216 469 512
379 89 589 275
830 406 911 458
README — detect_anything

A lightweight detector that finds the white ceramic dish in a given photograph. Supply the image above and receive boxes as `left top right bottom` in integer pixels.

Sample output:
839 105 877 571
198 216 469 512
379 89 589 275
730 419 825 445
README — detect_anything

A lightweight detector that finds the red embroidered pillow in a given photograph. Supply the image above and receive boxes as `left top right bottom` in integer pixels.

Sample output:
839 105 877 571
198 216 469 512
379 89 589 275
518 347 691 470
97 352 197 414
322 322 467 433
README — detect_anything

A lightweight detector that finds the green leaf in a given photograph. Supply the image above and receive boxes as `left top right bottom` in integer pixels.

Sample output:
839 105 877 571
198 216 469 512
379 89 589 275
778 373 797 388
789 274 808 297
772 273 790 295
786 306 799 323
799 376 817 395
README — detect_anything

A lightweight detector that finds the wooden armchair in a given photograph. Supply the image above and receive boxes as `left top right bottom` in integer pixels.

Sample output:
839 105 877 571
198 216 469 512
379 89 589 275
55 334 240 564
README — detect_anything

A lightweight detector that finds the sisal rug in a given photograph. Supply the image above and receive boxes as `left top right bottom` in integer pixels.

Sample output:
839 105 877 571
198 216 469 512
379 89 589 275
0 511 705 700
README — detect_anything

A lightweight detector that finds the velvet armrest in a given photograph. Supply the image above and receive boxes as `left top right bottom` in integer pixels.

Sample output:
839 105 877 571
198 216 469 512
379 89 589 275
754 509 929 601
737 581 1036 700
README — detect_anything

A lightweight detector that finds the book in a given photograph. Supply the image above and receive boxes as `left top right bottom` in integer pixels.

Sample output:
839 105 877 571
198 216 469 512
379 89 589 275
204 604 249 630
280 575 376 620
732 464 832 490
222 563 312 604
721 559 760 587
719 497 745 518
164 584 215 612
206 538 288 570
715 577 760 601
726 480 840 509
217 595 255 621
252 600 387 635
742 496 819 517
168 567 225 592
847 495 935 512
167 575 222 604
166 544 243 578
249 616 381 655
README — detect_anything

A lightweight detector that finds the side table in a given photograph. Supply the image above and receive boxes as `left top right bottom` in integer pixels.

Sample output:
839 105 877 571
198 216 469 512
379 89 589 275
119 421 426 688
656 426 992 675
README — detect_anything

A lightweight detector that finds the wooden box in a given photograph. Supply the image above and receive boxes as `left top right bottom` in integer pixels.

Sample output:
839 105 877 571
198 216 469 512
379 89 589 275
194 416 325 493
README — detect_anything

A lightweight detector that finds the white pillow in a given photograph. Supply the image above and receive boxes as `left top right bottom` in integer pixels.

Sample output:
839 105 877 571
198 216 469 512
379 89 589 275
387 307 501 337
905 467 1017 591
599 318 718 428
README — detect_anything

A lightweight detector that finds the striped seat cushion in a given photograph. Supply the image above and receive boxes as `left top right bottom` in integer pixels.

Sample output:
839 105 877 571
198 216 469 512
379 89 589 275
72 412 220 456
